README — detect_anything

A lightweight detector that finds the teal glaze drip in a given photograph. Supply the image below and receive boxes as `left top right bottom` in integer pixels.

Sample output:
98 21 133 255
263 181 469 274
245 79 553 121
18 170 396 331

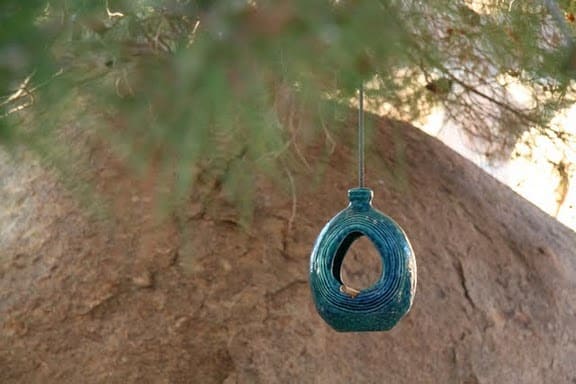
309 188 417 332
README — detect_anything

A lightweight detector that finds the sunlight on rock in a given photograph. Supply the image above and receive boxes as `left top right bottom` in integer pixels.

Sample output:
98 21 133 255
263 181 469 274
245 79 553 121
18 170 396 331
418 101 576 230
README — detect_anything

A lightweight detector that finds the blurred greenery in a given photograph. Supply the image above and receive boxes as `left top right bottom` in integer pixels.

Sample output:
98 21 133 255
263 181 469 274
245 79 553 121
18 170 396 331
1 0 576 217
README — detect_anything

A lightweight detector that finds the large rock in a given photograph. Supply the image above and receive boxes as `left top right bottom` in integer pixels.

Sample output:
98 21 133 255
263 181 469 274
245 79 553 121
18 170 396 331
1 114 575 383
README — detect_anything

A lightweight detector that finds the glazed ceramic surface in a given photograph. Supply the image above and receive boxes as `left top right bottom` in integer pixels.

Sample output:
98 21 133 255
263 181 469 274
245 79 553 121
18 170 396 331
309 188 417 332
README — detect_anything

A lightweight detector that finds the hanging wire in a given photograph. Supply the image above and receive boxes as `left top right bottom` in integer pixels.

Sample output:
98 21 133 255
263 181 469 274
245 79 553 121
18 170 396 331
358 84 365 188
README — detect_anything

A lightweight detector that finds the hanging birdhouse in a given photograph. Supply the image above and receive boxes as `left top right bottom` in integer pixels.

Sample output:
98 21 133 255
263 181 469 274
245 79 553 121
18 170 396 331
309 85 417 332
309 188 416 332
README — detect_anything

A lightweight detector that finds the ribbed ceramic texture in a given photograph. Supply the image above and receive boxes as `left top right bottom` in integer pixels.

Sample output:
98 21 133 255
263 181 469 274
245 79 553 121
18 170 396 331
309 188 417 332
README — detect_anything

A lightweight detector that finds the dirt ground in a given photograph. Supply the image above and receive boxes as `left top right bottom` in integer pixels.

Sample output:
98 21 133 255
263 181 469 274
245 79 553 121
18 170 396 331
1 113 576 383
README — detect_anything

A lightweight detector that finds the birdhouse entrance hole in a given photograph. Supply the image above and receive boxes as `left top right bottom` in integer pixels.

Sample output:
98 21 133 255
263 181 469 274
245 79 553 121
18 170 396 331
338 235 383 292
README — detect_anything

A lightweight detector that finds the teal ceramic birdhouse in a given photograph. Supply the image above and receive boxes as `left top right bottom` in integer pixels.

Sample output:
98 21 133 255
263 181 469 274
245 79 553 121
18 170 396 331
309 188 416 332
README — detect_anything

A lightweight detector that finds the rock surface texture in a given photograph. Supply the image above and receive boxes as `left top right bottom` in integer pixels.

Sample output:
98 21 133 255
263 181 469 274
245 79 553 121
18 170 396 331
1 115 575 383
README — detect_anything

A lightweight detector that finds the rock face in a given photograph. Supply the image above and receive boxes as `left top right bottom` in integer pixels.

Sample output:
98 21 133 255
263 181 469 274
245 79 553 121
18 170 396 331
1 114 576 383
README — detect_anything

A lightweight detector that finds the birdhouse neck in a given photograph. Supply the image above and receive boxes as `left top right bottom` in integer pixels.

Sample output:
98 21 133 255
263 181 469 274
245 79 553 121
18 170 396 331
348 188 373 210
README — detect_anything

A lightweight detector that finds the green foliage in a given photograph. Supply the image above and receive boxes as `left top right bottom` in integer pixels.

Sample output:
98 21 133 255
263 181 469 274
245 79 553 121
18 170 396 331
1 0 576 216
